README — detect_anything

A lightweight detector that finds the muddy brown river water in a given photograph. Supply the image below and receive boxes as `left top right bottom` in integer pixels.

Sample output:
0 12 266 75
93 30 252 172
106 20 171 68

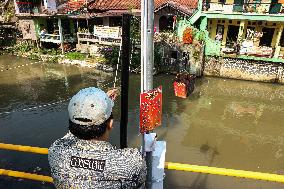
0 55 284 189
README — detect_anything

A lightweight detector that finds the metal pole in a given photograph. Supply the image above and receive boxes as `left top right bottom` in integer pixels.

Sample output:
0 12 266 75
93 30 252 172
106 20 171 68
141 0 154 187
141 0 145 91
144 0 154 91
58 18 64 54
120 14 131 149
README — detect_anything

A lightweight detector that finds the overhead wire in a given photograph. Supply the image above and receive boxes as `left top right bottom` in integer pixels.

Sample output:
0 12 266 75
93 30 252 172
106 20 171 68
114 43 122 88
0 79 120 116
0 61 42 73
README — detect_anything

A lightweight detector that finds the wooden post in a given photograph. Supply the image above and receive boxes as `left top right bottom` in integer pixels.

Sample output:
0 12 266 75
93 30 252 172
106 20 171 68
237 20 246 42
274 25 283 58
120 14 131 149
210 19 217 39
58 18 64 54
222 21 229 46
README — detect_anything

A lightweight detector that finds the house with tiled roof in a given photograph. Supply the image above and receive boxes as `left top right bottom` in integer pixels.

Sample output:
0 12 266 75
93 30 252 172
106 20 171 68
13 0 198 52
87 0 197 32
189 0 284 61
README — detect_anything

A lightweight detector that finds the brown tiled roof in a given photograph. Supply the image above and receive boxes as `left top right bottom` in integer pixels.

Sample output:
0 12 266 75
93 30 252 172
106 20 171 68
88 0 198 15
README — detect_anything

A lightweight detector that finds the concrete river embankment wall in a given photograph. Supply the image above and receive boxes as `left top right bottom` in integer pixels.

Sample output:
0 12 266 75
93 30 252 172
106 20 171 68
203 57 284 84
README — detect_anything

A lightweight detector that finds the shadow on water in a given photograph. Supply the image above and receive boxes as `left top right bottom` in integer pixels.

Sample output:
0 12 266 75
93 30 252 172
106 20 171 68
187 144 219 189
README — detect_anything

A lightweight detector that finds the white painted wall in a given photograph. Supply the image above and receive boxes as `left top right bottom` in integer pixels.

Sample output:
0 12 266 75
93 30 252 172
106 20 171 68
43 0 57 12
47 0 57 12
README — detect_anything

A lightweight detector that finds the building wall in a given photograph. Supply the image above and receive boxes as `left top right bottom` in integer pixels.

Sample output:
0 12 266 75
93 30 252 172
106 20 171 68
207 18 284 57
204 56 284 84
45 0 57 12
18 19 37 40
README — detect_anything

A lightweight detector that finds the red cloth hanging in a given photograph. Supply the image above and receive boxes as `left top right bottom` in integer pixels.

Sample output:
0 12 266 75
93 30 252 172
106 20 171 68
140 86 162 134
173 73 196 98
173 81 188 98
182 27 193 44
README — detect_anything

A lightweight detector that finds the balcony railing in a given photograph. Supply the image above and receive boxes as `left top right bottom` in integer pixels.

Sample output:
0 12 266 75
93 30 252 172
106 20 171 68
40 34 75 43
203 2 284 14
77 32 122 46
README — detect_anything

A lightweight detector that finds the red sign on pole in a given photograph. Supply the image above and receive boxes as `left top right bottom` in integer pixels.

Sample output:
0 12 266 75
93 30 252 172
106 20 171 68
140 86 162 133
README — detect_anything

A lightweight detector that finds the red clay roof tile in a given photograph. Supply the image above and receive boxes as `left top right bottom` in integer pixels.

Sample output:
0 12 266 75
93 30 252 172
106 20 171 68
88 0 198 14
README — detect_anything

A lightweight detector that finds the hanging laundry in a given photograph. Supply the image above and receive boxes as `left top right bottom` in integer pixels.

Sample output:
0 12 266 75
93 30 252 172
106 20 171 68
182 27 193 44
140 86 162 133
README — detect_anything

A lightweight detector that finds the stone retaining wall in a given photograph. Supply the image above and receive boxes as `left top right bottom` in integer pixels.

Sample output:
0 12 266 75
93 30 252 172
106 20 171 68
204 56 284 84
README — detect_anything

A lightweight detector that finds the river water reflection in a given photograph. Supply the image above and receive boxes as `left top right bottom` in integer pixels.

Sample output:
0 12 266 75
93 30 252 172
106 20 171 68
0 55 284 189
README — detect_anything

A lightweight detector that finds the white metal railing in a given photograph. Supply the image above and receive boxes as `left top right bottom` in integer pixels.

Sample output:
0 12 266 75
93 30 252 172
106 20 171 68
77 32 122 46
40 34 60 43
40 34 75 43
203 2 284 14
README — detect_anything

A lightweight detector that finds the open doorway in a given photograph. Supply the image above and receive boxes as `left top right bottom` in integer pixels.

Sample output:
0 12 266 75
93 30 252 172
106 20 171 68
259 27 275 47
109 17 122 27
46 19 57 34
159 16 174 32
226 25 239 47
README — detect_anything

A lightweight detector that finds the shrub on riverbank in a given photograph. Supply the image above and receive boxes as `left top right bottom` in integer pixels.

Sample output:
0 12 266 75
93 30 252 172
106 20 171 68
65 52 86 61
13 41 33 53
99 46 120 67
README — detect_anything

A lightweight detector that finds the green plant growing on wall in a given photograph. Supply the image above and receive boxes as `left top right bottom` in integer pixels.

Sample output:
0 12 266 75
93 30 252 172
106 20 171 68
65 52 86 60
130 16 141 41
129 15 141 70
194 30 206 42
